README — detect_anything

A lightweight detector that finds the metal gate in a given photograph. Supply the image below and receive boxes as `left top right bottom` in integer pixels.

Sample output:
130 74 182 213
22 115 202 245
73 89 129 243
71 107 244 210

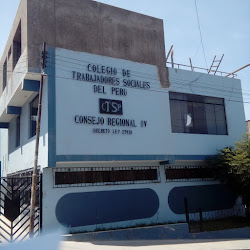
0 175 42 243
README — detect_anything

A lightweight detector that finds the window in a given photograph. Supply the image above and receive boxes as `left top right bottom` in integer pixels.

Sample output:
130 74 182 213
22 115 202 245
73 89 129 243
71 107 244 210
8 47 12 60
16 116 20 148
165 166 215 182
30 95 39 138
169 92 227 135
13 21 21 69
54 166 160 187
3 59 7 91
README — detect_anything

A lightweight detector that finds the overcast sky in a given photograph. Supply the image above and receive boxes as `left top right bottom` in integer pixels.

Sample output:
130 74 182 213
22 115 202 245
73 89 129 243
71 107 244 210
0 0 249 121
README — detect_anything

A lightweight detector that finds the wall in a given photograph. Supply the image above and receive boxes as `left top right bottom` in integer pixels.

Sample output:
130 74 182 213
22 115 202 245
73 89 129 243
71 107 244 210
0 79 48 176
26 0 168 86
54 48 167 161
0 49 28 121
1 47 245 173
42 166 237 233
167 67 246 155
0 0 28 96
50 48 246 165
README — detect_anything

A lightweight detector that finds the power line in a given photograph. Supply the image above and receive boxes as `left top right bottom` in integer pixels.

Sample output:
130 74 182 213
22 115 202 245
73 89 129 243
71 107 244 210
0 55 249 105
49 55 250 94
0 61 249 102
41 68 250 105
45 59 250 98
194 0 208 69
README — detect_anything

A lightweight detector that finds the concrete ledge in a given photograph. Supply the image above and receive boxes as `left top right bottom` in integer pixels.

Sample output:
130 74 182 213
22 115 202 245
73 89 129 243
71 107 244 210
63 224 250 242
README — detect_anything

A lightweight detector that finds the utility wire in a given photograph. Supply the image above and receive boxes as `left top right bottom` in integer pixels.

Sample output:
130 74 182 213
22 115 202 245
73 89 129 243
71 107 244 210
54 67 248 100
45 57 250 96
194 0 208 69
49 55 250 92
1 58 249 101
40 68 250 105
1 56 249 105
1 64 248 101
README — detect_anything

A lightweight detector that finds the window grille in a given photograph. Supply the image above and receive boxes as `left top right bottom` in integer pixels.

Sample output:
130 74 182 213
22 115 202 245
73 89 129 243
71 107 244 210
30 95 39 138
165 165 215 182
53 166 160 188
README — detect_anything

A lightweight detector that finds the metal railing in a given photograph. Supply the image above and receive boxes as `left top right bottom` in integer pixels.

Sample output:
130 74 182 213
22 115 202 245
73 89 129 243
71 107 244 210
53 166 161 188
0 175 42 243
185 203 248 233
166 62 237 78
165 165 215 182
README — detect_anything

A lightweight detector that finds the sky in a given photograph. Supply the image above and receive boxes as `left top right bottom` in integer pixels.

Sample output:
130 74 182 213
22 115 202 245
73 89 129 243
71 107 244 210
0 0 249 119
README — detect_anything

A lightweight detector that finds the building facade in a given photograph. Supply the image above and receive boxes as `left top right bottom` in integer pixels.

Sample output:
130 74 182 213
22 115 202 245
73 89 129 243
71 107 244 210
247 120 250 136
0 0 247 233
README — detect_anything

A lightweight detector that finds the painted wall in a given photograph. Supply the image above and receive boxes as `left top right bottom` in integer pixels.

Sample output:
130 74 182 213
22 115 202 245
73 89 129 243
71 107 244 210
1 47 246 173
53 48 246 164
54 48 167 159
0 0 28 96
0 49 28 123
0 79 48 176
42 166 237 233
167 67 246 155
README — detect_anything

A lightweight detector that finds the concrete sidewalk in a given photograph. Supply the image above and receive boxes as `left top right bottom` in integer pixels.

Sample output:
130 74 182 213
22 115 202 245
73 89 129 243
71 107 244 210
63 223 250 241
60 239 250 250
61 224 250 249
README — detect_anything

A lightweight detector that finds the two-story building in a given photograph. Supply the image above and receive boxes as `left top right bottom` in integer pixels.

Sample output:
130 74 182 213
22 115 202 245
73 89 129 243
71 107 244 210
0 0 246 233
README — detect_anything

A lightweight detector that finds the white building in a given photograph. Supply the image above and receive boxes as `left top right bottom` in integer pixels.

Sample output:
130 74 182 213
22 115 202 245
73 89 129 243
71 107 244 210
0 0 246 234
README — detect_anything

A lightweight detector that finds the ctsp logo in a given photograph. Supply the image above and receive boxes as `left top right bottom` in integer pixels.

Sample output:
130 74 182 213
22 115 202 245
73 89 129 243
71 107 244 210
99 98 123 115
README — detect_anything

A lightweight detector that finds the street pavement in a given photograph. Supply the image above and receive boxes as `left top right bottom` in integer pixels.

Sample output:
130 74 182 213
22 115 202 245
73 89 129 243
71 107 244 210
60 239 250 250
1 224 249 249
60 224 250 249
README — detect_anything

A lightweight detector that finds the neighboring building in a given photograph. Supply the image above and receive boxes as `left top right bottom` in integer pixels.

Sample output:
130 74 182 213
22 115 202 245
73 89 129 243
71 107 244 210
0 0 246 234
246 120 250 136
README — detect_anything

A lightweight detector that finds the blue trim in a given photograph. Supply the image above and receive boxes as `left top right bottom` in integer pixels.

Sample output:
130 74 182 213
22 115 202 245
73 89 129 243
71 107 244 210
6 106 21 115
168 184 236 214
56 155 169 162
55 189 159 227
47 47 56 167
55 154 209 163
168 154 209 162
0 123 9 129
22 79 40 92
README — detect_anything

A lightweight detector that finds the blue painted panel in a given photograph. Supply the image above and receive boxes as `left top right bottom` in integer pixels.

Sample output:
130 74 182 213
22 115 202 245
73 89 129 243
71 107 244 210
55 189 159 227
168 184 236 214
0 123 9 129
55 154 210 163
6 106 21 115
56 155 169 162
22 79 40 92
47 47 56 167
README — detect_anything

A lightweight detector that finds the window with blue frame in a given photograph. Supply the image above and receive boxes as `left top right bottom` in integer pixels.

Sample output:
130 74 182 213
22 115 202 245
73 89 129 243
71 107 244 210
3 59 7 91
30 95 39 138
169 92 227 135
16 116 20 147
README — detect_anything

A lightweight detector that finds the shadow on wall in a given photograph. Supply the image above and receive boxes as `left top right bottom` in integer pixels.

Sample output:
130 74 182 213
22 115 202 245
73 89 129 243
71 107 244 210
168 184 237 214
55 189 159 228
